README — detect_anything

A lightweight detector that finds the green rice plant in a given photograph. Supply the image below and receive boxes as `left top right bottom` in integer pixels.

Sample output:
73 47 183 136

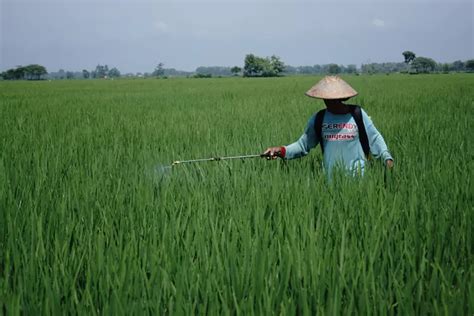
0 74 472 314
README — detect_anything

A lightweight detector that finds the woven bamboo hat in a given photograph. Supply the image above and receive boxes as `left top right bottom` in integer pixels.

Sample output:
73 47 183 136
305 76 358 99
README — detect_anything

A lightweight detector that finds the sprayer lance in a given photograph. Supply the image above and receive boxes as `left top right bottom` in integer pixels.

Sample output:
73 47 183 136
172 154 266 166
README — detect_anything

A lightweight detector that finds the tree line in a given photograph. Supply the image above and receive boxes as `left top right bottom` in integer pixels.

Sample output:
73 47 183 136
2 52 473 80
1 64 47 80
360 52 474 74
48 64 121 80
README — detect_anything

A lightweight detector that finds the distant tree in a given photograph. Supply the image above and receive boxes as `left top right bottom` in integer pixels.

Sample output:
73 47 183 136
411 57 437 73
58 69 66 79
283 63 359 75
346 64 357 74
20 64 47 80
361 64 375 74
108 67 121 78
298 66 313 74
2 67 24 80
403 51 416 64
261 61 275 76
328 64 341 74
452 60 465 72
37 65 47 79
162 68 193 77
269 55 285 75
153 63 165 77
3 65 29 80
82 69 90 79
95 64 108 78
320 64 330 73
312 65 322 73
244 54 265 77
196 66 232 76
465 59 474 72
361 62 408 74
231 66 242 76
193 73 212 78
441 63 450 73
66 71 75 79
15 68 26 79
243 54 285 77
32 65 44 79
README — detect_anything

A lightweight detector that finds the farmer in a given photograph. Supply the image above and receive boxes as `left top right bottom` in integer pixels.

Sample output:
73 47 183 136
263 76 394 176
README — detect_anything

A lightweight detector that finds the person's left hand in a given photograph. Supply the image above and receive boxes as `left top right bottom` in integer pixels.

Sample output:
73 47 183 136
385 159 394 169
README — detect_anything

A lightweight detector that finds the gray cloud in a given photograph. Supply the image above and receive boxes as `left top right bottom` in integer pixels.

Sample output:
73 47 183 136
1 0 472 72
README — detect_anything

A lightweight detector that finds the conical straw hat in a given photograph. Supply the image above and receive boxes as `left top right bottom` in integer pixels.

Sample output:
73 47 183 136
305 76 358 99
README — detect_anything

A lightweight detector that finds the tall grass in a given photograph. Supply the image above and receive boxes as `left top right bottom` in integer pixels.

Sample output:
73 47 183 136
0 75 472 314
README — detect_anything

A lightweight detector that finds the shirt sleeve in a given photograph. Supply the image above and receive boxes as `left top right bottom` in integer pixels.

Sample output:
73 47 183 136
362 109 393 163
283 114 320 160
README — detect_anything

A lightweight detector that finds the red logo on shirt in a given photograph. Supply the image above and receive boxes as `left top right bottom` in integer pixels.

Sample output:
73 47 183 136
323 122 358 141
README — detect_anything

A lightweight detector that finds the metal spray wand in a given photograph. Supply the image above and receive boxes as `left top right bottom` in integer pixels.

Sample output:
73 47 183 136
171 154 268 166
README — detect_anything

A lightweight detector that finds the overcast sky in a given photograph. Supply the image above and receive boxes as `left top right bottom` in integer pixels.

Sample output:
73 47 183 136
1 0 472 73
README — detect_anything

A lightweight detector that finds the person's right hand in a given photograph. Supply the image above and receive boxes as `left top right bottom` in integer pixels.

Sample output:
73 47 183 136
262 147 284 160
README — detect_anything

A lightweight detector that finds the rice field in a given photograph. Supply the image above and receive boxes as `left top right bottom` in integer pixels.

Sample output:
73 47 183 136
0 74 473 314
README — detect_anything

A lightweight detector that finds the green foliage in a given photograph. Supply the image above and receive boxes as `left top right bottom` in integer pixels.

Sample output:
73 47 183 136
152 63 165 77
243 54 285 77
269 55 285 74
195 66 232 77
231 66 242 76
1 64 47 80
362 62 409 74
0 75 472 314
466 59 474 72
441 63 450 73
284 64 359 75
402 51 416 64
95 64 109 79
66 71 75 79
346 64 357 74
108 67 121 78
452 60 465 72
411 57 437 73
328 63 341 74
193 73 212 78
243 54 262 76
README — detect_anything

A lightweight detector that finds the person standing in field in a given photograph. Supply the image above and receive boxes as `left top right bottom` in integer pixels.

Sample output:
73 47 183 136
264 76 394 176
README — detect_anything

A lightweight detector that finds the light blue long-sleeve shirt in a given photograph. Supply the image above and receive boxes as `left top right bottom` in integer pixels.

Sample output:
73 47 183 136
284 108 393 175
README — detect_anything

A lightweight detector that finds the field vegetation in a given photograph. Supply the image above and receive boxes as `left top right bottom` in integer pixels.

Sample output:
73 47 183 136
0 74 472 314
